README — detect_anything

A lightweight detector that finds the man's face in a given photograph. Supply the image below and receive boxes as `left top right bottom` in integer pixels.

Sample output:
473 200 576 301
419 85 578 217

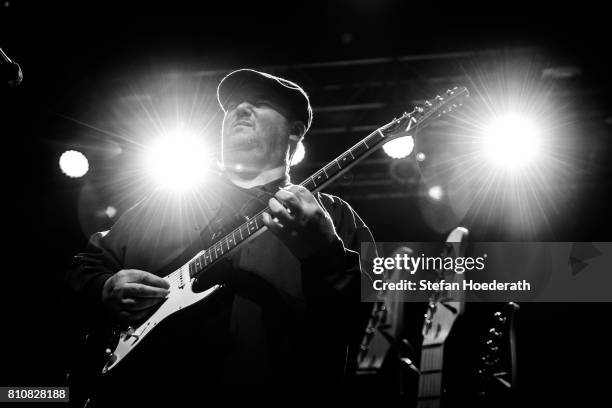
221 84 294 172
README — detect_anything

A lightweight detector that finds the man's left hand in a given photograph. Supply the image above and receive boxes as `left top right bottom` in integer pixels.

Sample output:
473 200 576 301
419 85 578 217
262 184 339 260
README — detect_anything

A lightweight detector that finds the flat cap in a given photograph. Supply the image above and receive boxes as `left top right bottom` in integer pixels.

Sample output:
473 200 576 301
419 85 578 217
217 68 313 132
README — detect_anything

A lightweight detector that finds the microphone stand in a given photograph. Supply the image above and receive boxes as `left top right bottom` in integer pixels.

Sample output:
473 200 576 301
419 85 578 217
0 46 23 88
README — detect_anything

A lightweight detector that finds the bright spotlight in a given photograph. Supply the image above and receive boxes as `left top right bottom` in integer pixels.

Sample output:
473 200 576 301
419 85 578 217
428 185 444 201
105 206 117 219
482 113 541 170
290 141 305 166
383 136 414 159
59 150 89 178
145 125 210 191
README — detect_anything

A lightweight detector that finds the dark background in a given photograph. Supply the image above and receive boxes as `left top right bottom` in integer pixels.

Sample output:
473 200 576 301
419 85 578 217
1 1 611 405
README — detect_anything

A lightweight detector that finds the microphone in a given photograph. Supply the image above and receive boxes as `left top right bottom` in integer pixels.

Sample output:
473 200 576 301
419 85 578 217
0 47 23 87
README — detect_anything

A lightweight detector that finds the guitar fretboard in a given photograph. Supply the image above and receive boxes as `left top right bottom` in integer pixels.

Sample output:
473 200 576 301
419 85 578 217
187 128 389 280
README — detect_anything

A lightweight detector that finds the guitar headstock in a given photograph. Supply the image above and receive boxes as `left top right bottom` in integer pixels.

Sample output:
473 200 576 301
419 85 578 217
381 86 470 140
476 302 520 400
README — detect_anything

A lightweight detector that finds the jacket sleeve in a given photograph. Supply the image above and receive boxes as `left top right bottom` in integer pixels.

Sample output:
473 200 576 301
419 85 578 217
63 197 145 328
300 193 376 340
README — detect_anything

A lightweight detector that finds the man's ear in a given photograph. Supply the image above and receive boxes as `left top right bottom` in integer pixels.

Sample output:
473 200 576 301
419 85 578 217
289 121 306 142
288 121 305 149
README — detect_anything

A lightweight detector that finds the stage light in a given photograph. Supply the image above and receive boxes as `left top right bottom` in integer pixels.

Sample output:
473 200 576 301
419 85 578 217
105 206 117 219
482 113 541 170
428 185 444 201
416 152 426 162
145 125 210 191
59 150 89 178
291 141 305 166
383 136 414 159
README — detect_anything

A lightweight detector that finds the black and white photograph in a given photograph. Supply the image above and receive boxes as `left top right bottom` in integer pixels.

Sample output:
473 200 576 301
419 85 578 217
1 1 611 406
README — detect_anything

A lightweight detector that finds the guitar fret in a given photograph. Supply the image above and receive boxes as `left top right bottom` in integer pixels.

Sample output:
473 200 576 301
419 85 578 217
326 161 341 174
351 142 367 156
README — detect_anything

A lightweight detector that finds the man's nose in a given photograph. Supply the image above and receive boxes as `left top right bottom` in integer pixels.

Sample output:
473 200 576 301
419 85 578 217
234 101 255 115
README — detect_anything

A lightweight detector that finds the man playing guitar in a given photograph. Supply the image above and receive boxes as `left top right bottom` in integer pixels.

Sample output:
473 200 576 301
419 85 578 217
65 69 375 405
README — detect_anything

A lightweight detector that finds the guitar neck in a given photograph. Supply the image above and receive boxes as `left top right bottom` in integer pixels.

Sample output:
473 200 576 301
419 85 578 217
187 126 394 281
301 127 388 192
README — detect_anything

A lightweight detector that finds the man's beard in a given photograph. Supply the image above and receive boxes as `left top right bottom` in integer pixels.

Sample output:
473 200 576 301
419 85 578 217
223 136 266 170
221 124 287 170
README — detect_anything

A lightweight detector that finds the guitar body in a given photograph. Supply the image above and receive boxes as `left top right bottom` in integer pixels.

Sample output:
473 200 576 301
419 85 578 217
71 281 233 407
102 279 222 374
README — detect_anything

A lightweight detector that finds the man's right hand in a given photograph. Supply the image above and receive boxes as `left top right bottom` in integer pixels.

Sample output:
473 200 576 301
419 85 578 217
102 269 170 323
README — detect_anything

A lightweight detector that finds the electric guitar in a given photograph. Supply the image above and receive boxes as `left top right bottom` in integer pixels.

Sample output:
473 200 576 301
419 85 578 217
417 227 469 408
98 87 470 376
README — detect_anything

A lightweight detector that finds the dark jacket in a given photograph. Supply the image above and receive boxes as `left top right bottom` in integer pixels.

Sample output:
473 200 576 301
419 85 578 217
64 174 374 404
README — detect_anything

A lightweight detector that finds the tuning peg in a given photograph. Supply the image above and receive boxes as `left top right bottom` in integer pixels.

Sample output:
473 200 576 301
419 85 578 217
494 311 507 324
435 95 443 101
425 100 433 107
489 328 502 338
